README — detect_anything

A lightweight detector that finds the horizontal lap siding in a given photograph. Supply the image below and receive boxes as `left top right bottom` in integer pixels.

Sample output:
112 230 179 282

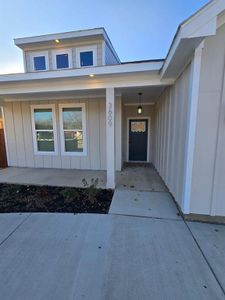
3 98 117 170
105 42 119 65
153 64 191 208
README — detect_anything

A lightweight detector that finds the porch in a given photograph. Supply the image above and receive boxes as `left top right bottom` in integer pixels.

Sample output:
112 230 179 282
0 164 167 191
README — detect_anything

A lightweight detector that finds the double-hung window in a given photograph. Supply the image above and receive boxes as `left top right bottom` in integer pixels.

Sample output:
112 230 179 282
52 49 72 69
76 46 97 67
31 51 49 71
59 104 87 156
31 105 58 155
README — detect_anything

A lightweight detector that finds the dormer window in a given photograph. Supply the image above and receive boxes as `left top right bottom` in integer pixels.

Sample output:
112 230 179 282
56 54 69 69
34 56 46 70
80 51 93 66
30 51 49 71
52 49 72 70
76 46 97 68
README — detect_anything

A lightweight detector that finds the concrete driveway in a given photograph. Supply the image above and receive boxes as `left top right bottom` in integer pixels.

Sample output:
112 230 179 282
0 213 225 300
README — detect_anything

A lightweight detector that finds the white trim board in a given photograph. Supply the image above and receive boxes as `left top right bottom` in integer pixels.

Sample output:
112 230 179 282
76 45 97 68
58 103 87 157
126 117 151 163
52 48 73 70
0 106 9 166
31 104 58 156
30 51 49 72
182 41 204 214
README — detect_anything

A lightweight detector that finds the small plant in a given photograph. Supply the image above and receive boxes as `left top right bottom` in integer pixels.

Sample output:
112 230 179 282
82 178 99 204
60 188 79 204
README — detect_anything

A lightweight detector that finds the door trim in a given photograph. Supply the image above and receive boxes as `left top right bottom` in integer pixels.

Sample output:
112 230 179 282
127 117 150 162
0 107 9 167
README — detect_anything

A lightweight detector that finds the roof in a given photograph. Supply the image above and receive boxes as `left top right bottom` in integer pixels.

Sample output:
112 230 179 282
121 59 165 65
161 0 225 78
0 60 164 83
1 0 225 82
14 27 121 63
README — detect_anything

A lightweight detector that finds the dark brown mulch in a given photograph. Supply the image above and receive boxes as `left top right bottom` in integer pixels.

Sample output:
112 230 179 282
0 183 113 214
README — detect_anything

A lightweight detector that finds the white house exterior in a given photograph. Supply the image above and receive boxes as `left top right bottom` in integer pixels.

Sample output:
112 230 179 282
0 0 225 219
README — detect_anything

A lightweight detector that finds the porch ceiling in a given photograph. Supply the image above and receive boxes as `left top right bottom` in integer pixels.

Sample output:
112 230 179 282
119 85 167 104
0 85 168 103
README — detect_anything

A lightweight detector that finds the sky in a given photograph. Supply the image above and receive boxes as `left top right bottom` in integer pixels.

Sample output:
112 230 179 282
0 0 209 74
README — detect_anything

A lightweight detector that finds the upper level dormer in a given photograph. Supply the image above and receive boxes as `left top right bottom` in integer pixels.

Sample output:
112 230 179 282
14 28 120 73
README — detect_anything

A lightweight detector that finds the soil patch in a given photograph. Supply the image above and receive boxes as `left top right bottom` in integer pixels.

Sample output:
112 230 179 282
0 183 113 214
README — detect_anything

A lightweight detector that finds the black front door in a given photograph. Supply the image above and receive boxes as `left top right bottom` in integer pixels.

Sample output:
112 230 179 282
129 119 148 161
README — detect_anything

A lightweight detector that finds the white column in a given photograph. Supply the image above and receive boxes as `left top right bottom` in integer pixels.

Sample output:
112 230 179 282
182 41 204 214
106 88 115 189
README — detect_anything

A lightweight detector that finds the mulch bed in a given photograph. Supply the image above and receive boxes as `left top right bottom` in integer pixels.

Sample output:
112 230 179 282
0 183 113 214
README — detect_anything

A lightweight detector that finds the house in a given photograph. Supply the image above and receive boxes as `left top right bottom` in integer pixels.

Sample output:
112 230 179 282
0 0 224 219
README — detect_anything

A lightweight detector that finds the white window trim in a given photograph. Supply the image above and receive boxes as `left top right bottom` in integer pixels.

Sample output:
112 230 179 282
30 51 49 72
76 45 97 68
59 103 87 156
31 104 58 155
52 49 72 70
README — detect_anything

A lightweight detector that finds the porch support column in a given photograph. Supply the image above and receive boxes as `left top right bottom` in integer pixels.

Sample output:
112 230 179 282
106 88 115 189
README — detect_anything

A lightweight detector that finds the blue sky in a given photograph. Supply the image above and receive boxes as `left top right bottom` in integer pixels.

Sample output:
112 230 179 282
0 0 209 74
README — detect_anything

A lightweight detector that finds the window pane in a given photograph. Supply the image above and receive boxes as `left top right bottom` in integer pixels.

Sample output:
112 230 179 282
56 54 69 69
80 51 93 66
62 107 82 130
34 56 46 71
36 131 54 152
64 131 83 152
34 109 53 130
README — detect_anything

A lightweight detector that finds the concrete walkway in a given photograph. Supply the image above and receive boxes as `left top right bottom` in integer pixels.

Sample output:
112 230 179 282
0 167 107 188
109 190 180 220
117 164 168 192
0 213 225 300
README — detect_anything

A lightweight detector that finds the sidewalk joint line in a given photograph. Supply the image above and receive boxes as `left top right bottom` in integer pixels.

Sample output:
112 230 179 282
0 214 32 248
184 220 225 296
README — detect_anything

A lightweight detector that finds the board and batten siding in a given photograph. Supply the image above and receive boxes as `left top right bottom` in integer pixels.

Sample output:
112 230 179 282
153 64 192 209
3 97 122 171
189 23 225 216
24 39 103 72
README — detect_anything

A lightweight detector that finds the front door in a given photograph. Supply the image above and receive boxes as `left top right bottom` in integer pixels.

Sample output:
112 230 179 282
0 110 8 168
129 119 148 161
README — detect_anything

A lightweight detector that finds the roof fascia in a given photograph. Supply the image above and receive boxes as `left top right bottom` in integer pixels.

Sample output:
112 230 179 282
14 28 105 48
161 0 225 78
0 61 164 83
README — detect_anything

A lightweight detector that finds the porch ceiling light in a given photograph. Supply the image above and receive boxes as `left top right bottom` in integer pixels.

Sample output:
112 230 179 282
55 39 60 43
89 74 95 77
137 92 143 115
